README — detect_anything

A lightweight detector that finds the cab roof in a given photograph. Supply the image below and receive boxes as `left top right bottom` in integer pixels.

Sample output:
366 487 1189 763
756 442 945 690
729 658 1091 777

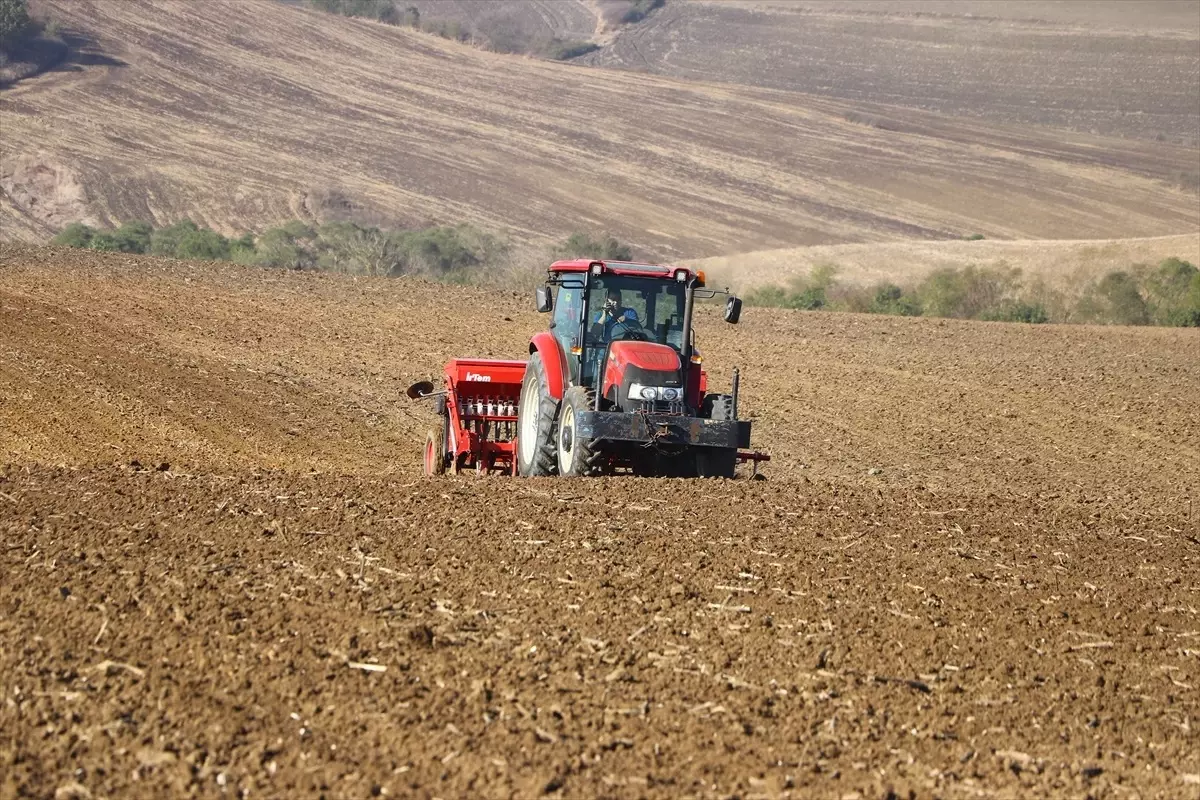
549 259 704 284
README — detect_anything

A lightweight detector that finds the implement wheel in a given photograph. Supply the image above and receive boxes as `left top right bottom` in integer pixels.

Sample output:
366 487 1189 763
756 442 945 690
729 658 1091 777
517 351 559 477
424 425 447 476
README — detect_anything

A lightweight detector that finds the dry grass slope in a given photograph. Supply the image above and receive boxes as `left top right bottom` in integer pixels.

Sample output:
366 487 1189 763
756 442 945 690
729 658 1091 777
588 0 1200 144
691 233 1200 290
0 0 1196 260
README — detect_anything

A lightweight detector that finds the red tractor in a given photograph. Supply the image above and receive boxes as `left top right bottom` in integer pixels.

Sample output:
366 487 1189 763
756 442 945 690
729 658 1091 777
413 259 767 478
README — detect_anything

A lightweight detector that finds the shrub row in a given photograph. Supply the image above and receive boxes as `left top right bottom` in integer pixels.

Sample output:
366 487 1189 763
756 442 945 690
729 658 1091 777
616 0 666 25
745 259 1200 327
50 219 635 283
304 0 599 60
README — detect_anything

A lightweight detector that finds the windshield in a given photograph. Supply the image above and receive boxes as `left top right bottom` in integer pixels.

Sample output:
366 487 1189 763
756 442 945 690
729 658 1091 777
587 275 686 351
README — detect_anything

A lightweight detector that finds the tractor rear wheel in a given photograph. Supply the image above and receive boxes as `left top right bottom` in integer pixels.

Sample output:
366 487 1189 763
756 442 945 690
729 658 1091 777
557 386 601 476
517 351 558 476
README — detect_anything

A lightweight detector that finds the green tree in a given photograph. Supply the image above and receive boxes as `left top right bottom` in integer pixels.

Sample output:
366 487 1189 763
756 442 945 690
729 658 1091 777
0 0 31 50
745 284 789 307
1075 270 1149 325
316 221 402 276
175 228 231 261
253 225 313 269
1182 272 1200 327
619 0 664 24
870 282 920 316
393 226 479 273
787 286 826 310
88 232 121 252
112 220 153 253
280 219 315 240
52 222 95 248
1144 257 1199 326
917 264 1019 319
979 300 1048 324
150 219 200 257
307 0 398 23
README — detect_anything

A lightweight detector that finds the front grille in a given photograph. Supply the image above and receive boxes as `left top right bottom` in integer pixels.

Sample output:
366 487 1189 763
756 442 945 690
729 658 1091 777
638 399 686 415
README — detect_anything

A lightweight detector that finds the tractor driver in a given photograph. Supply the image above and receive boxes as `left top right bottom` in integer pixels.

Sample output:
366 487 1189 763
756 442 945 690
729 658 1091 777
594 287 641 339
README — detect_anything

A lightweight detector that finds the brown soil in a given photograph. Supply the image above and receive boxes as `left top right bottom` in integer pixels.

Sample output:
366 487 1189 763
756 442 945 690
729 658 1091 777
1 245 1197 799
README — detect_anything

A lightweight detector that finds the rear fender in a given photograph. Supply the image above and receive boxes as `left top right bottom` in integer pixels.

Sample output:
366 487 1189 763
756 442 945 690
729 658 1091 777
687 365 708 409
529 331 567 401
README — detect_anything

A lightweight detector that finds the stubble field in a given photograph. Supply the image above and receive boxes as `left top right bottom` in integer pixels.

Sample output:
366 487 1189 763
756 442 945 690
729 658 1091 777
2 0 1197 259
585 0 1200 145
1 245 1197 798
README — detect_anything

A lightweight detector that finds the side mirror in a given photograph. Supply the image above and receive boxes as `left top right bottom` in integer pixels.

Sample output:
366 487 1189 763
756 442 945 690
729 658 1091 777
535 286 553 313
724 296 742 324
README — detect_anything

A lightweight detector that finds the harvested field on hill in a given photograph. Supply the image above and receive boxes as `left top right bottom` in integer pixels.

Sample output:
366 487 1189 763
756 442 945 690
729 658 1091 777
1 246 1197 798
1 0 1197 258
585 0 1200 144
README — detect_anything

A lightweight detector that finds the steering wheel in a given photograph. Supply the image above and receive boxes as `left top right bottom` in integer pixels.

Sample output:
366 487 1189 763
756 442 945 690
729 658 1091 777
610 319 649 342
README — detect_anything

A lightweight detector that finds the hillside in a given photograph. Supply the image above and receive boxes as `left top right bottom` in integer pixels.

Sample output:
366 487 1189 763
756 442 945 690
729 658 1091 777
2 245 1198 798
1 0 1197 260
403 1 1200 143
691 232 1200 290
584 0 1200 144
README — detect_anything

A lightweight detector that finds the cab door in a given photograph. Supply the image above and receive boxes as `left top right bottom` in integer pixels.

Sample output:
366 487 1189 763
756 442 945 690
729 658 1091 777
552 284 583 385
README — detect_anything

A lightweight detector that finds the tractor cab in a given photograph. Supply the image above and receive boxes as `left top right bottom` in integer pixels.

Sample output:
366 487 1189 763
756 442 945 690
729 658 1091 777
536 260 740 411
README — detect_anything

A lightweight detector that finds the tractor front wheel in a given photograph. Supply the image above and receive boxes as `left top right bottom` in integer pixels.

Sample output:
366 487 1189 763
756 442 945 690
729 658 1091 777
517 351 559 477
557 386 600 477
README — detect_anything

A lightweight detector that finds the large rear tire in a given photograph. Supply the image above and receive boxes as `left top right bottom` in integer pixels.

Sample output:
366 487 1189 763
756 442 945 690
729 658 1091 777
517 352 559 477
557 386 601 477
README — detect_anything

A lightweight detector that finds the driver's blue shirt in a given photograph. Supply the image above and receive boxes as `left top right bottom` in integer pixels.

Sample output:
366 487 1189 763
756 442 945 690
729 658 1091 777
595 307 639 338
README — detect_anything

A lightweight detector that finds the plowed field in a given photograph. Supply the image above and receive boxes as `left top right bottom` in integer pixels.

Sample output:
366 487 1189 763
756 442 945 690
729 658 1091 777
2 245 1197 799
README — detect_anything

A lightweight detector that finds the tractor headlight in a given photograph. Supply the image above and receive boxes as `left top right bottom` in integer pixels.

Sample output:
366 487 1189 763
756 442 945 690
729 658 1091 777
629 383 681 402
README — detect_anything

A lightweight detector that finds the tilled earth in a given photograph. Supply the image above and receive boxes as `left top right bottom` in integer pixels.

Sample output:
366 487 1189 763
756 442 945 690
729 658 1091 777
1 246 1197 799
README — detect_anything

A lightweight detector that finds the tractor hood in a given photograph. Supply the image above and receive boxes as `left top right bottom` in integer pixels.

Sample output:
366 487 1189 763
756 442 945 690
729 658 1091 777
603 341 684 411
608 341 681 374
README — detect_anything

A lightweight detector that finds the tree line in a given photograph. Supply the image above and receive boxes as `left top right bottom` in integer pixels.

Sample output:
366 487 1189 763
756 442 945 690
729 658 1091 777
51 219 631 281
305 0 601 61
745 259 1200 327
